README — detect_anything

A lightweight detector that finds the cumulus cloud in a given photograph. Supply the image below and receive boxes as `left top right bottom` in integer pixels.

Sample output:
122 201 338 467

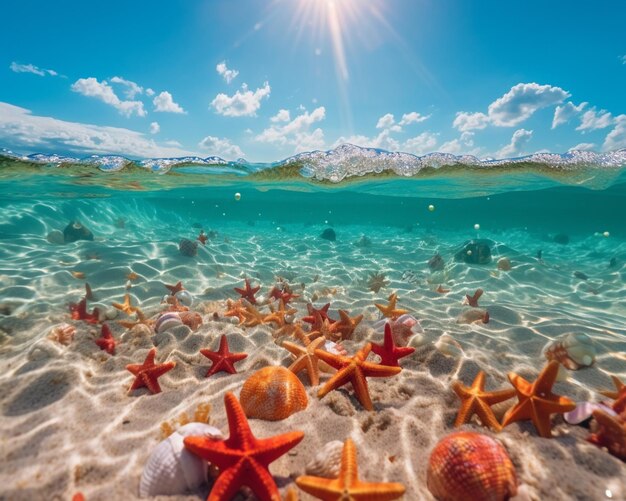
211 82 271 117
256 106 325 152
376 113 396 130
0 101 196 158
71 77 146 117
216 61 239 84
153 91 186 113
110 76 143 99
552 101 587 129
270 109 291 123
568 143 596 151
576 108 614 131
10 62 57 77
454 83 569 131
497 129 533 158
198 135 244 159
146 88 155 96
375 111 429 132
399 112 430 126
603 115 626 151
149 121 160 134
403 132 438 155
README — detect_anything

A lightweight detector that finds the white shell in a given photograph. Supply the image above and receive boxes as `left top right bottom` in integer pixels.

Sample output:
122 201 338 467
105 307 118 320
175 290 194 307
435 334 463 358
126 280 132 290
27 338 64 361
305 440 343 478
564 402 617 425
543 333 596 370
155 312 183 334
456 308 488 324
139 423 223 498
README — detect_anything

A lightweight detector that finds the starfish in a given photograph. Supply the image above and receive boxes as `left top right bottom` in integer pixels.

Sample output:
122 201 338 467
316 343 402 411
587 410 626 460
330 309 364 341
296 438 405 500
234 278 261 304
302 303 334 329
198 230 208 245
308 315 338 342
200 335 248 377
164 281 184 296
127 272 139 281
264 299 298 328
95 323 117 355
273 321 305 340
371 323 415 366
183 392 304 501
435 285 450 294
240 301 269 327
375 293 409 320
69 297 100 324
600 375 625 400
501 360 576 438
452 371 516 431
282 336 326 386
126 348 176 394
163 295 189 312
112 294 138 315
224 299 247 323
268 286 300 304
465 288 484 307
118 308 154 329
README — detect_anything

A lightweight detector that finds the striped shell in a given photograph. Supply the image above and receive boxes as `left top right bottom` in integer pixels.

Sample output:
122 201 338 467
155 312 183 334
240 366 308 421
139 422 223 497
179 238 198 257
543 333 596 370
304 440 343 478
427 432 517 501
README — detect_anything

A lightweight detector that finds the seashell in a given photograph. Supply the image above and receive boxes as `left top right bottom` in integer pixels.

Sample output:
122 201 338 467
427 432 517 501
155 312 183 334
47 323 76 346
179 238 198 257
175 289 193 307
543 333 596 370
125 280 132 290
456 308 489 324
564 402 617 425
374 313 423 347
497 257 512 271
28 338 64 360
139 422 223 497
304 440 343 478
323 340 348 357
240 366 308 421
435 334 463 358
179 311 203 331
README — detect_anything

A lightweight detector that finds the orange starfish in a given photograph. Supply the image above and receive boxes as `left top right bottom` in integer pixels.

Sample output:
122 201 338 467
183 392 304 501
282 336 326 386
308 315 337 342
224 299 247 323
234 278 261 304
126 271 139 281
264 299 298 328
296 438 405 500
435 285 450 294
600 375 625 400
316 343 402 411
302 303 334 330
501 360 576 438
126 348 176 394
452 371 516 431
164 281 184 295
273 320 305 340
112 294 138 315
587 410 626 460
465 288 484 307
240 301 269 327
118 308 154 329
330 310 363 341
200 335 248 377
375 293 409 320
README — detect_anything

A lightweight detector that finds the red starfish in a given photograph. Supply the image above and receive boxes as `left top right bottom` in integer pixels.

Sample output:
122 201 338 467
302 303 335 330
69 297 100 324
126 348 176 394
466 288 484 307
164 281 184 296
184 392 304 501
200 335 248 377
371 322 415 366
95 323 117 355
268 286 300 304
234 278 260 304
198 231 208 245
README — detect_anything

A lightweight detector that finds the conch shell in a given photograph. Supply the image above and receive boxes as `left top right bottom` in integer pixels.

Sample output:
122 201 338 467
304 440 343 478
543 333 596 370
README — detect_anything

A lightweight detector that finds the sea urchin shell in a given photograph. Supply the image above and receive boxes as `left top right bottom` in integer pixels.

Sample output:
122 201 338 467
427 432 517 501
240 366 308 421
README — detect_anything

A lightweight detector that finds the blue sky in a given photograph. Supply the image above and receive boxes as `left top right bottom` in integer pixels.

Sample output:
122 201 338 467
1 0 625 161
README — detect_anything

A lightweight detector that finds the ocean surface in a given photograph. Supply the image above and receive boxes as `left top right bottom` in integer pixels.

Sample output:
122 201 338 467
1 144 626 500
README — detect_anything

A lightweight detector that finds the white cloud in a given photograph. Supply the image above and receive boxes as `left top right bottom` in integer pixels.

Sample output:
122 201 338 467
453 112 490 132
270 109 291 123
376 113 396 129
497 129 533 158
256 106 326 152
0 101 196 158
216 61 239 84
153 91 186 114
71 77 146 117
146 88 155 96
454 83 569 131
149 121 160 134
568 143 596 151
211 82 271 117
576 108 614 131
10 62 57 77
403 132 438 155
198 135 244 159
110 76 143 99
552 101 587 129
399 112 430 126
603 115 626 151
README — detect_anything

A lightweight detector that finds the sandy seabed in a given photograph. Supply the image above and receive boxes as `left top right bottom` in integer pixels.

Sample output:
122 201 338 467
1 214 625 501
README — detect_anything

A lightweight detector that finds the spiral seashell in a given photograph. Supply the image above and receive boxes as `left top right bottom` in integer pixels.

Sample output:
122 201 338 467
179 238 198 257
139 422 223 498
240 366 308 421
155 312 183 334
47 323 76 346
543 333 596 370
179 311 203 331
304 440 343 478
427 432 517 501
175 290 193 307
564 402 617 425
